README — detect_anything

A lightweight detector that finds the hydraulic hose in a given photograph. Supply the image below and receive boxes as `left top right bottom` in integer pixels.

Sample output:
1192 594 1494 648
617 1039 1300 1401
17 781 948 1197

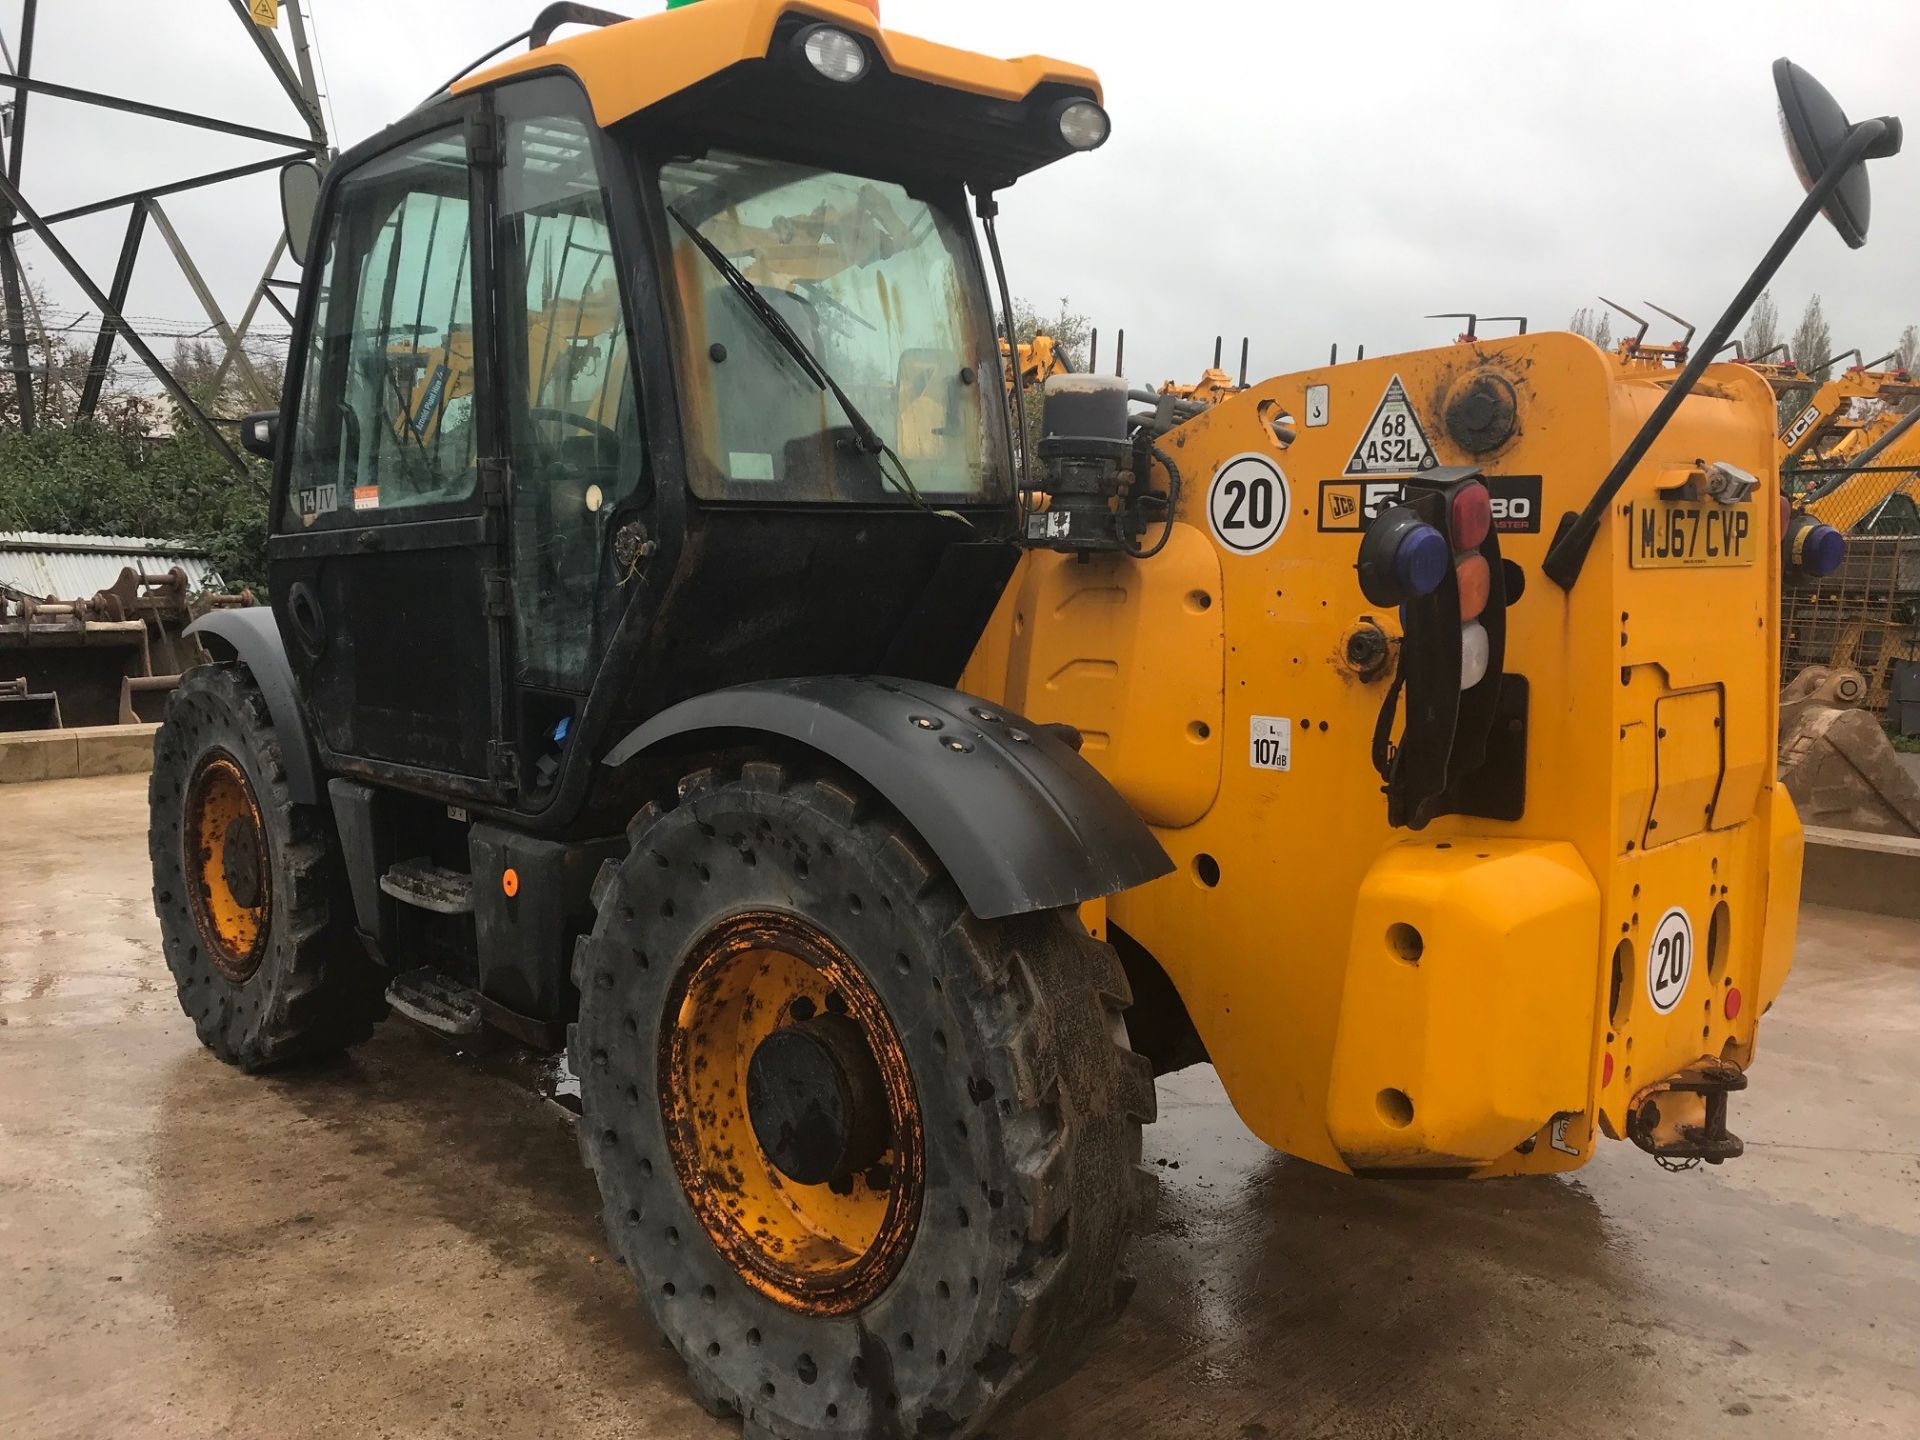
1120 439 1181 560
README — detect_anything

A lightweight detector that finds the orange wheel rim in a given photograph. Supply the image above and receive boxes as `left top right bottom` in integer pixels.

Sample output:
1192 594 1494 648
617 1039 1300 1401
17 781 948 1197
661 910 924 1315
182 752 271 983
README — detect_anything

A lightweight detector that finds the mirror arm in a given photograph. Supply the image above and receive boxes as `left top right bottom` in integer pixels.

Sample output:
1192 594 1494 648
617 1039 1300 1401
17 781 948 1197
1542 117 1890 591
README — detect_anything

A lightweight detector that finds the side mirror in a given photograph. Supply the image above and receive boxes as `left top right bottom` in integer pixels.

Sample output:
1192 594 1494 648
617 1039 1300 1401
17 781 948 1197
239 410 278 460
279 160 324 269
1773 58 1903 249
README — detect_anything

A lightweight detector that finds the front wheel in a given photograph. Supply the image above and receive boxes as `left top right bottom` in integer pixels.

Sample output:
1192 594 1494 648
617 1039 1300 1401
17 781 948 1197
149 663 385 1071
572 760 1154 1438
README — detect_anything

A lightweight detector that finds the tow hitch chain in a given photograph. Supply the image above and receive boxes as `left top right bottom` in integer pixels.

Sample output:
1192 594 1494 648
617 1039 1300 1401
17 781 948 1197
1627 1057 1749 1170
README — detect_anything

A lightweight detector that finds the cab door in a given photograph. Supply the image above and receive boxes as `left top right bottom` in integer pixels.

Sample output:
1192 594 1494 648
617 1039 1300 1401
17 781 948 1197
269 106 509 797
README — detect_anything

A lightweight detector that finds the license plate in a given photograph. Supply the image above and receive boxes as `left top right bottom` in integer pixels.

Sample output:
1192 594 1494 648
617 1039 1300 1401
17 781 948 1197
1629 503 1755 569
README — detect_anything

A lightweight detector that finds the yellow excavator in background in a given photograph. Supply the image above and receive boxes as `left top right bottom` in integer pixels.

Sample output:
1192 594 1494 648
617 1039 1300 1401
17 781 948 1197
1773 349 1916 469
999 330 1070 391
1155 334 1247 407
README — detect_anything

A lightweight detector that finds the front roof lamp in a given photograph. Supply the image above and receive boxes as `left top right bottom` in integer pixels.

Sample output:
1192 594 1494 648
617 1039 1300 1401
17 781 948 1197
1052 98 1111 152
794 24 869 84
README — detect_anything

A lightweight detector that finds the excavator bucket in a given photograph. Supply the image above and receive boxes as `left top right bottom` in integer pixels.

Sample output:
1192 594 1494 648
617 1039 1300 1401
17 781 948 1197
1778 666 1920 836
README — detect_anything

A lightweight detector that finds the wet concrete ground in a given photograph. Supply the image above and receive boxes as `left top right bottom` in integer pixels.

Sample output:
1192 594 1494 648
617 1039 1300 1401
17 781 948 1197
4 772 1917 1439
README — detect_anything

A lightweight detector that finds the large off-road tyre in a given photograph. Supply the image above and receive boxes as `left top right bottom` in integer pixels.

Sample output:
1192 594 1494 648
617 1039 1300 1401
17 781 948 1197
149 663 386 1071
572 760 1155 1439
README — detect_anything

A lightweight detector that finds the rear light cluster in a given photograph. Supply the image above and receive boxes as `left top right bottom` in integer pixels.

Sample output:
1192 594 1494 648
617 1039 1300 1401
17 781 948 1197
1449 485 1492 689
1358 481 1497 692
1355 468 1510 830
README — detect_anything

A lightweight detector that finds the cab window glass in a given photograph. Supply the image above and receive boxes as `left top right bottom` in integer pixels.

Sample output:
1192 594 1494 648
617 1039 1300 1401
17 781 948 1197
286 132 476 526
497 81 642 691
657 151 1005 504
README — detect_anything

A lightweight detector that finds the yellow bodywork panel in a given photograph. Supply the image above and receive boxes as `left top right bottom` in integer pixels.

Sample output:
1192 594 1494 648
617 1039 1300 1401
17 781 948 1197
1646 686 1724 848
1327 840 1598 1170
975 523 1225 829
454 0 1100 125
964 333 1798 1177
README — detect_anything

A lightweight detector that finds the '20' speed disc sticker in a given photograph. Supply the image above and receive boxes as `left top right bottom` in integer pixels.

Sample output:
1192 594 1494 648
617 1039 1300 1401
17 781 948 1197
1646 907 1694 1014
1207 452 1290 555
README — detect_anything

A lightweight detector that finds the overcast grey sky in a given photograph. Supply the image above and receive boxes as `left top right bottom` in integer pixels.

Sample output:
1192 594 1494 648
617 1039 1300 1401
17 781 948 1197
8 0 1917 389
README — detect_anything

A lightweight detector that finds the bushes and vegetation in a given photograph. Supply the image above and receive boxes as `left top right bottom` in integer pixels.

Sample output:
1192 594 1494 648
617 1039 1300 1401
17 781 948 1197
0 294 274 595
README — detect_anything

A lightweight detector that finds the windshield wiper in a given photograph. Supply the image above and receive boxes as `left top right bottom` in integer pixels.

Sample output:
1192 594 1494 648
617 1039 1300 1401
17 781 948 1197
667 205 887 458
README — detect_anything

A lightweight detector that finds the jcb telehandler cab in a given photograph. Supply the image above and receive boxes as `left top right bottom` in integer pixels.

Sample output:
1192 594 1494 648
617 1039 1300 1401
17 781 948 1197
149 3 1900 1434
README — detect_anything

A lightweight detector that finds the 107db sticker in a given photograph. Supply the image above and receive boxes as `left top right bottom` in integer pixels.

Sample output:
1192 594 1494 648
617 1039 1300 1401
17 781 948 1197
1249 715 1292 771
1207 453 1290 555
1646 907 1694 1014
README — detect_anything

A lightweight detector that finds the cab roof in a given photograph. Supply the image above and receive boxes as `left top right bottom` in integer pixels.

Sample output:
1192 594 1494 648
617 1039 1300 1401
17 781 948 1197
453 0 1103 129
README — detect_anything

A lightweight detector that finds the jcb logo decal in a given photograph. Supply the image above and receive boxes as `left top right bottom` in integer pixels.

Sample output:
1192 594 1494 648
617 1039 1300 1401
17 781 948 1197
1317 480 1404 531
1782 403 1822 448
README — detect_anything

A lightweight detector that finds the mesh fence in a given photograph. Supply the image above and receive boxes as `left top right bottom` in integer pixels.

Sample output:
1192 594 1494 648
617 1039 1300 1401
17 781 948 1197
1781 412 1920 716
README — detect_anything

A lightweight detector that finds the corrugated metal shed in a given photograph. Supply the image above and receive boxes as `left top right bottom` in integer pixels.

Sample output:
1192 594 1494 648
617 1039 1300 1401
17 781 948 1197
0 532 219 600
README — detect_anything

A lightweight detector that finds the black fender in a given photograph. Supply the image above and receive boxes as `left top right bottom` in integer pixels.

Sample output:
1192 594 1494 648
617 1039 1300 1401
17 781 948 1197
602 676 1173 921
185 608 322 806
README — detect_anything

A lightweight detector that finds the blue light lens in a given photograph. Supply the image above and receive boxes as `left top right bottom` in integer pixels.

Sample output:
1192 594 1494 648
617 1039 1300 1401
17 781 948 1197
1802 522 1846 576
1392 523 1450 597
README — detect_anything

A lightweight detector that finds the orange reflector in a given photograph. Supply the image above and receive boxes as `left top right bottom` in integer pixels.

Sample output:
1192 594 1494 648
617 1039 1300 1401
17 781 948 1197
502 867 520 898
1455 552 1490 621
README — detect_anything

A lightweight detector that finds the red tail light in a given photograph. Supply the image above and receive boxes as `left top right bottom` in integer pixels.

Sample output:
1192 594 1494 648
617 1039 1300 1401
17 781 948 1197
1450 483 1491 550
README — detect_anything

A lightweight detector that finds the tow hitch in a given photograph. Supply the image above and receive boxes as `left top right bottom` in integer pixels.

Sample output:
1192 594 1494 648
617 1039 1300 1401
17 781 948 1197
1627 1057 1748 1168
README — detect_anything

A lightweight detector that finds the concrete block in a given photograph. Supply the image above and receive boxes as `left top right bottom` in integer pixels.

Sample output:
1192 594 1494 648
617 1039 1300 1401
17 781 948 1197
1802 825 1920 921
0 731 79 785
72 724 159 778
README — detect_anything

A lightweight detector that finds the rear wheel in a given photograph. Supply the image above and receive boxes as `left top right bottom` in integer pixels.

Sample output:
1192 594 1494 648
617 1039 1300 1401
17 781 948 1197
149 663 385 1071
572 760 1154 1438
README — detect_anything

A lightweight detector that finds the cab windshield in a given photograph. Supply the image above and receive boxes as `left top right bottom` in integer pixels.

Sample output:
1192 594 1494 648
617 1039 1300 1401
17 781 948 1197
657 150 1007 504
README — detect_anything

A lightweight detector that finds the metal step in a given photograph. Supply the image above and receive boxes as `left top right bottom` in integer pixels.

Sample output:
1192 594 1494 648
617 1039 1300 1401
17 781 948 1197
385 968 482 1038
379 858 474 914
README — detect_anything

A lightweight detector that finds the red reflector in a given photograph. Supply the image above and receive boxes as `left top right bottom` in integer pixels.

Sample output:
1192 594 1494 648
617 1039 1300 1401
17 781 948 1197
1724 987 1742 1020
1455 552 1490 620
1450 483 1492 550
1602 1052 1615 1087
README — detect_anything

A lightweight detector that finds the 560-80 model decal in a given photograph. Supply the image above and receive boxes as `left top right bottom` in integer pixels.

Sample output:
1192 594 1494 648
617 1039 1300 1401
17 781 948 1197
1316 475 1544 534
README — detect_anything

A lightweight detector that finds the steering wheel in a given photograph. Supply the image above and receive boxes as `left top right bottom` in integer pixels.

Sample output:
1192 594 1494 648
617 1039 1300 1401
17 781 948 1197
529 406 619 449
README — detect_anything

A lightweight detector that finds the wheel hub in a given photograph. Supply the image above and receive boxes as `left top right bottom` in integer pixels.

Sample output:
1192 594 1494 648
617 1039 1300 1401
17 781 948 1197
747 1010 891 1186
182 751 271 983
660 910 924 1315
221 815 264 910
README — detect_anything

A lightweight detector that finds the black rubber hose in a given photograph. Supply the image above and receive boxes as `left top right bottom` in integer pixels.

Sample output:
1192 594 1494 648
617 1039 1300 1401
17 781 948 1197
1121 439 1180 560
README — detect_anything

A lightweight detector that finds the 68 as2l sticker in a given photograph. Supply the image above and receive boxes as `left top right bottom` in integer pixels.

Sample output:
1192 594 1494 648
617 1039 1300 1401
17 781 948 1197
1207 452 1290 555
1646 906 1693 1014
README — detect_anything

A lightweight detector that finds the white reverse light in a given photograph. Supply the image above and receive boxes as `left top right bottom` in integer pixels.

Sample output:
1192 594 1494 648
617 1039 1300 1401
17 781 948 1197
1055 99 1111 151
801 26 868 84
1459 619 1490 691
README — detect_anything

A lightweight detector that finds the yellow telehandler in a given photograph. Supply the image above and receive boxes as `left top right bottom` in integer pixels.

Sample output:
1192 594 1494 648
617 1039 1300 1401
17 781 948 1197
147 2 1900 1434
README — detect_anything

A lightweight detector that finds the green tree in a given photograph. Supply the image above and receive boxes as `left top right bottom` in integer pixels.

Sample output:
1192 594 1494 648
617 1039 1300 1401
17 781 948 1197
1791 295 1834 382
1782 294 1835 428
1895 323 1918 374
1741 290 1781 361
1568 306 1613 351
